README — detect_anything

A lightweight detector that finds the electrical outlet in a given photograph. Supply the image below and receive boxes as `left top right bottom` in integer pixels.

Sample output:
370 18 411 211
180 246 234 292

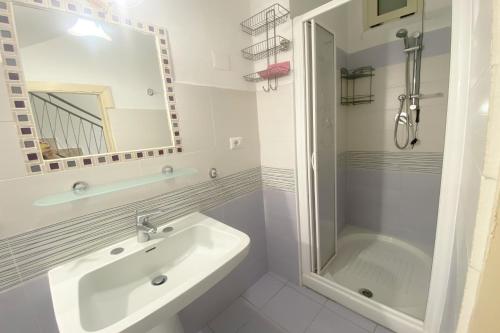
229 137 243 150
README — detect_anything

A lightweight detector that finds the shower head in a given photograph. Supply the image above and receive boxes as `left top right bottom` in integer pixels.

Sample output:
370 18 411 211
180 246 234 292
396 28 409 48
396 29 408 39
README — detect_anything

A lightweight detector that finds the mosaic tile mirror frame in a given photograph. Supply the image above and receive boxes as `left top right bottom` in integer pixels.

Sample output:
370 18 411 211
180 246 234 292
0 0 182 175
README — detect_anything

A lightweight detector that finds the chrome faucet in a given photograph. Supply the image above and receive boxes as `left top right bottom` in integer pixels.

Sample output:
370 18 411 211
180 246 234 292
136 209 164 243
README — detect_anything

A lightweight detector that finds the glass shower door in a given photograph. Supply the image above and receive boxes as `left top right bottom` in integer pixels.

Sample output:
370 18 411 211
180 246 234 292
308 21 337 273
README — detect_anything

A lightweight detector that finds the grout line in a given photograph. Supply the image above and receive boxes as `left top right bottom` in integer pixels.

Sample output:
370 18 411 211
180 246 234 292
236 296 288 333
285 281 328 306
254 273 288 310
302 303 324 333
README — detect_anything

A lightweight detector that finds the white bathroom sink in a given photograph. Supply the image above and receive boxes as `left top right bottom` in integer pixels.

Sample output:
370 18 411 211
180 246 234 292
48 213 250 333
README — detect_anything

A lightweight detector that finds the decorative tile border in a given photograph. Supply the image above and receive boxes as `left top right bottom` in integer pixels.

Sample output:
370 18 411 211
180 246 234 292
0 0 182 175
0 154 443 292
344 151 444 174
0 167 262 292
262 166 296 192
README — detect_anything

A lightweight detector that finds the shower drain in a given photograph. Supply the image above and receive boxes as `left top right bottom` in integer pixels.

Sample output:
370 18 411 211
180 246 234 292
359 288 373 298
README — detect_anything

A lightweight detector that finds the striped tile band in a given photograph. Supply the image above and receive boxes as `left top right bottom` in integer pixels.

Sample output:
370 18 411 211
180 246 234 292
0 153 441 292
344 151 443 174
262 166 296 192
0 167 261 292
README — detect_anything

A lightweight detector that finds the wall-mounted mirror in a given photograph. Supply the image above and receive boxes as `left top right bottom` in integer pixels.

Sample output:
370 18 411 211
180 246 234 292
14 3 173 160
0 0 180 173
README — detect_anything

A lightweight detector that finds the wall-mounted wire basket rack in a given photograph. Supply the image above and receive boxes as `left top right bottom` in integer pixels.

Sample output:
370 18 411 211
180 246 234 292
341 66 375 105
240 3 290 36
241 35 291 61
243 72 266 82
240 3 291 91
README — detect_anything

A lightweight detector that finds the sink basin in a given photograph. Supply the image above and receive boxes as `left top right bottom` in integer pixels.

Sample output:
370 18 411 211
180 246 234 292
49 213 250 333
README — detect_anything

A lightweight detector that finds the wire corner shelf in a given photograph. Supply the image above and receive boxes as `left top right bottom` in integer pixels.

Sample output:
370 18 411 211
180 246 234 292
341 66 375 106
240 3 290 36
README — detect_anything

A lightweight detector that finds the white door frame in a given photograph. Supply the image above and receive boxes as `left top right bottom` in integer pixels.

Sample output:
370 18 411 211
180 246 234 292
293 0 472 332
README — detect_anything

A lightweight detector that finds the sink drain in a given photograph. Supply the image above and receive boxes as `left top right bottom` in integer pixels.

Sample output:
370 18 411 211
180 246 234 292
151 275 168 286
359 288 373 298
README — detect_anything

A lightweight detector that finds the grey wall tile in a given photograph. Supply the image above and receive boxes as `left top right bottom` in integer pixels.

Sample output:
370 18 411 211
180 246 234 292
0 281 42 333
346 168 441 255
203 205 225 222
180 190 268 333
263 189 300 284
21 275 59 333
0 189 268 333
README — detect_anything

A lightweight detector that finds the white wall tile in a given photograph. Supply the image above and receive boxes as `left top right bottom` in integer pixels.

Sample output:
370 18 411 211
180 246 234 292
0 73 13 123
174 84 216 153
0 122 27 181
343 54 450 153
257 83 296 169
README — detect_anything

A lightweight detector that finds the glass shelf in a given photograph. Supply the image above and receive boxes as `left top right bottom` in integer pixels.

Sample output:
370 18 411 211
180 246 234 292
34 168 198 207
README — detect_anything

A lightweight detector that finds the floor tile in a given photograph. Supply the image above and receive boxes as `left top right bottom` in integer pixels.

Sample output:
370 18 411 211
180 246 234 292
306 307 370 333
262 286 323 333
243 273 286 309
325 300 376 332
267 271 288 284
209 298 260 333
287 282 328 305
198 327 215 333
237 314 287 333
375 325 395 333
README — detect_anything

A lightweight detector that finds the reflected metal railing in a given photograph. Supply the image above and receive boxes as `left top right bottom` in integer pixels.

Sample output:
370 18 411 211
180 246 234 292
29 92 108 158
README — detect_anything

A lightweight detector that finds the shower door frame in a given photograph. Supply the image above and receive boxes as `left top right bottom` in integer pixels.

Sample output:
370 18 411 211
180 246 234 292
308 20 339 275
293 1 474 333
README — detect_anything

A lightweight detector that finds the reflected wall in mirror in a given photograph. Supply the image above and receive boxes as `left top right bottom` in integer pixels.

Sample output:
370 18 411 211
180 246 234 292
0 0 181 173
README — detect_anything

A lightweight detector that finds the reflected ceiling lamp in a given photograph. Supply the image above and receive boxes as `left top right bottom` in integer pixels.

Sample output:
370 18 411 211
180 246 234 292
86 0 145 10
67 18 112 41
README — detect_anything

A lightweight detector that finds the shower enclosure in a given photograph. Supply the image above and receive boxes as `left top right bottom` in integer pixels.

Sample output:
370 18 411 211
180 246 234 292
294 1 456 332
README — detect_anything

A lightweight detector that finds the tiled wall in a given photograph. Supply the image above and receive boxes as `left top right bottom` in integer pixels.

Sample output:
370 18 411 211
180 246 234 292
345 53 450 153
180 190 268 333
0 188 269 333
0 168 261 292
0 1 273 332
345 166 442 255
263 188 300 285
334 28 450 252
